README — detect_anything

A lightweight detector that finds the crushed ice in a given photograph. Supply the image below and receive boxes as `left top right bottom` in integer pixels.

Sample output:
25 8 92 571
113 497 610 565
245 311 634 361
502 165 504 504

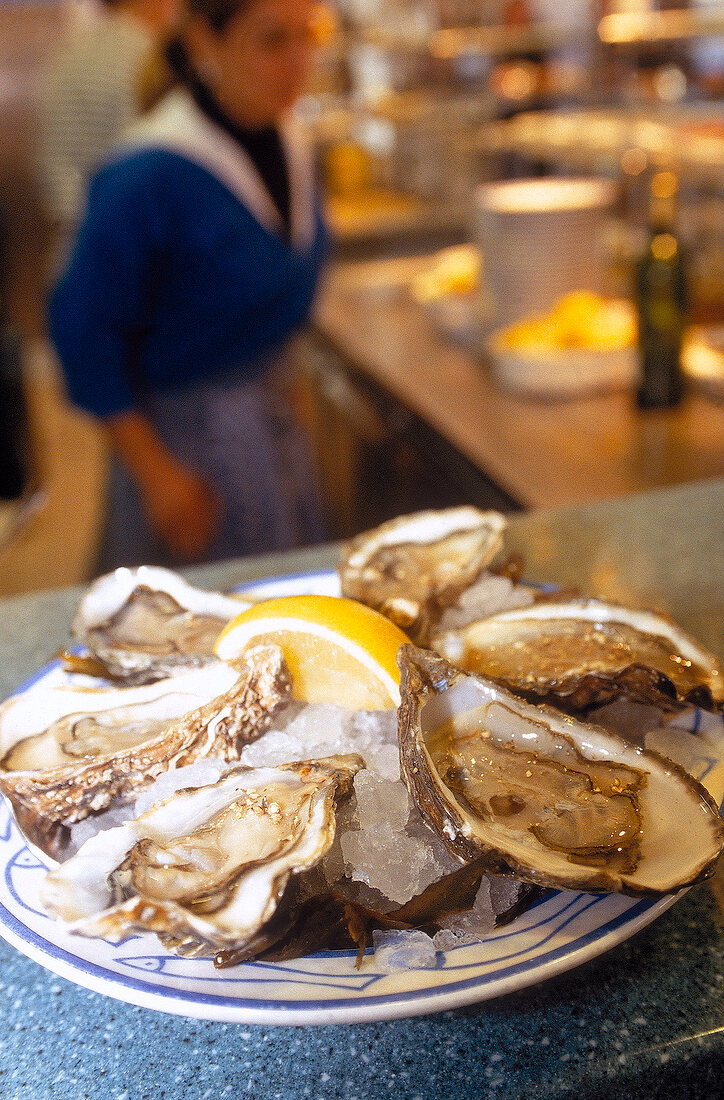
65 700 503 965
133 758 227 815
239 703 460 906
436 573 534 631
372 929 438 971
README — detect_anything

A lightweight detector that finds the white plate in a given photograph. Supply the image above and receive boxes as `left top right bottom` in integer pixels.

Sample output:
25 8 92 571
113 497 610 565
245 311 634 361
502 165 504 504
485 339 637 398
1 570 722 1025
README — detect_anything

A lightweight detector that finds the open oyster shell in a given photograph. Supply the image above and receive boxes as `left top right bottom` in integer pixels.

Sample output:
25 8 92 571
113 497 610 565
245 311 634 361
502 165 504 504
0 662 239 773
432 598 724 714
41 754 364 959
72 565 250 683
0 644 291 857
397 645 724 896
339 507 507 644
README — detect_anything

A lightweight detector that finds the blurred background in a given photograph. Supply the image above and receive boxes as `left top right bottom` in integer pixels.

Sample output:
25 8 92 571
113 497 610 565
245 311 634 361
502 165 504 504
0 0 723 594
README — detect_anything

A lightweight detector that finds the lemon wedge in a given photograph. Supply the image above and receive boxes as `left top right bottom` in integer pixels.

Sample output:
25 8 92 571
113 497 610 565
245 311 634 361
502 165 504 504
214 595 409 710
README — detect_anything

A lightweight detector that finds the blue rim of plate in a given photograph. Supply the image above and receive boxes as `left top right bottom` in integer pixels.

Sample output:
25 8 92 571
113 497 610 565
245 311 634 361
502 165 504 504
0 569 721 1026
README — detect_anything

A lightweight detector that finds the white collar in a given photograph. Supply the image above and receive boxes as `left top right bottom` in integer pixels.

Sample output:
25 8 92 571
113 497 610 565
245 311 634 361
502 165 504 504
121 89 317 249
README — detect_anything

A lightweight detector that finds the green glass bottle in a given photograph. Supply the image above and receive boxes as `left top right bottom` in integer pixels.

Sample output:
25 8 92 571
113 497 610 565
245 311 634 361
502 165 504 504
635 170 687 409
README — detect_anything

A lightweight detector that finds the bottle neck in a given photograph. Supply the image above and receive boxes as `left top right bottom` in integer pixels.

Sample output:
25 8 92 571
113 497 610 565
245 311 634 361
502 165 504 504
649 193 676 236
646 170 679 236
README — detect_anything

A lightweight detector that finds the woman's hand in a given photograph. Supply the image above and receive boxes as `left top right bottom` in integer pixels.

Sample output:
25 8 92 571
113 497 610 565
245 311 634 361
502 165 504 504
141 458 221 560
106 410 221 560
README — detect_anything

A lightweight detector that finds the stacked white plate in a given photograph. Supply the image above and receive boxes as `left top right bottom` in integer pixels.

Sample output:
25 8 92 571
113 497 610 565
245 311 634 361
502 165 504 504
474 177 618 329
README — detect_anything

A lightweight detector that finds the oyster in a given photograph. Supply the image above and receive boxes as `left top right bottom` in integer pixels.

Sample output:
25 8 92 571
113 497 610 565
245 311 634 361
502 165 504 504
0 662 239 773
432 598 724 714
72 565 249 682
339 507 507 644
0 644 291 857
397 645 724 895
41 754 364 959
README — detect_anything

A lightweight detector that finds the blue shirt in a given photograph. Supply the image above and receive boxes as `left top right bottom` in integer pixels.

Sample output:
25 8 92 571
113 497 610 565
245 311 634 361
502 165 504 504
49 148 327 418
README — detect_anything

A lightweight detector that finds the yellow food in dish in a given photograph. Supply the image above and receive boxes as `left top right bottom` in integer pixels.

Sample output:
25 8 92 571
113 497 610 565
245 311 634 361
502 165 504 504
498 291 636 353
214 595 409 710
411 245 481 303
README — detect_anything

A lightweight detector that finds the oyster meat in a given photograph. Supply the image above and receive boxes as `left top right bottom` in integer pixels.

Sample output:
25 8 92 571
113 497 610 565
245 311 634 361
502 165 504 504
432 598 724 714
41 754 364 959
339 507 507 644
397 645 724 895
72 565 250 682
0 644 291 857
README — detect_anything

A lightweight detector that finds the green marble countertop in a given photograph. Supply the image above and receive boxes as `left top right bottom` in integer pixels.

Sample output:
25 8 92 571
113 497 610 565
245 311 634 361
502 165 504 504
0 478 722 1099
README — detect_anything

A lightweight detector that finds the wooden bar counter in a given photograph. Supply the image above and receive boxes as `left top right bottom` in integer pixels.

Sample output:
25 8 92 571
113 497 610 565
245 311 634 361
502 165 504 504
312 256 724 511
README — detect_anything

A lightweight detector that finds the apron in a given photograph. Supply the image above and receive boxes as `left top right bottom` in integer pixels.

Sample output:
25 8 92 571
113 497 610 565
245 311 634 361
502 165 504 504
96 91 328 571
98 355 328 570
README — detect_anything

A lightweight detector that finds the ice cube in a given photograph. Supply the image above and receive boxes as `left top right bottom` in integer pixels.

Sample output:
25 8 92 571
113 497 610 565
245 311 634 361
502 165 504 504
437 573 534 630
436 875 495 941
345 709 398 748
353 771 409 830
405 808 461 876
370 742 401 782
340 827 368 881
239 725 306 768
433 927 482 951
240 703 356 769
68 802 134 854
489 873 527 919
341 817 448 905
372 929 438 970
134 757 226 816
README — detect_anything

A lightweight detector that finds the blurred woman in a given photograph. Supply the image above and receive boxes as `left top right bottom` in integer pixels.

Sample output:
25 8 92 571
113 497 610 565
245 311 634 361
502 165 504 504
50 0 328 569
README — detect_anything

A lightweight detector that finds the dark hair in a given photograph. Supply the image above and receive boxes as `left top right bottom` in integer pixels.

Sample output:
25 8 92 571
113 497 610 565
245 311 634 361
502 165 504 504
164 36 195 85
165 0 254 87
183 0 253 32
